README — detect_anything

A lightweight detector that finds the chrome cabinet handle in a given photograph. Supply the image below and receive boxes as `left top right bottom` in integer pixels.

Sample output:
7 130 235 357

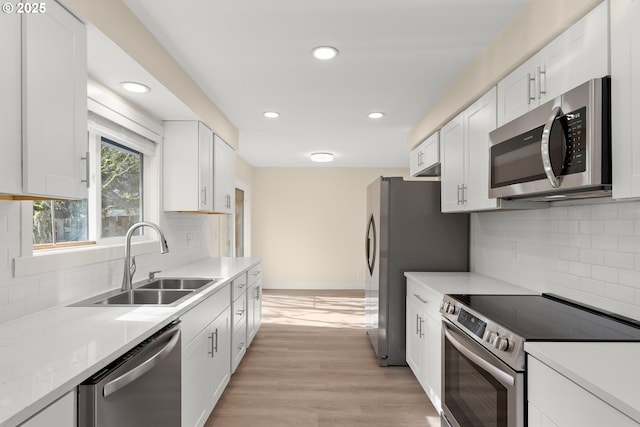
236 309 245 316
103 328 181 397
456 185 462 205
527 73 536 105
443 323 515 388
541 105 563 188
208 332 214 357
81 151 90 188
201 187 207 205
537 66 546 98
413 293 428 305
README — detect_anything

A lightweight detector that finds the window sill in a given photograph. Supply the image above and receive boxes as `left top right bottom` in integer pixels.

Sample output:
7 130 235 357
14 240 160 278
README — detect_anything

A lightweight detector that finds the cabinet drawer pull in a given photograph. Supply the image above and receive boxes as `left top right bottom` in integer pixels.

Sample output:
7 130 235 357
528 73 536 104
236 309 245 316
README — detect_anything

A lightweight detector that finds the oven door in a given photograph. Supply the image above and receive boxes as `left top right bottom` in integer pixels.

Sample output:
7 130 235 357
441 319 524 427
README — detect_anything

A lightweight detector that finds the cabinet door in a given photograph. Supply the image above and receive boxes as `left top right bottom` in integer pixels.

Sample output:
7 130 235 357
22 1 88 198
19 391 76 427
211 307 231 405
424 315 442 413
440 113 465 213
0 12 22 194
464 86 500 211
410 132 440 177
182 324 215 427
198 122 214 211
213 135 235 214
497 56 538 126
405 297 424 381
611 0 640 199
538 2 608 104
247 280 262 346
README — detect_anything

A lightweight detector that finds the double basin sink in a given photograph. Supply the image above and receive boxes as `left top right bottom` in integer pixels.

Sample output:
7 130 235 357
75 278 220 307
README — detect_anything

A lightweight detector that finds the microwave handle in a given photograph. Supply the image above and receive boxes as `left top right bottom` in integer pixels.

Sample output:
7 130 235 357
540 105 562 188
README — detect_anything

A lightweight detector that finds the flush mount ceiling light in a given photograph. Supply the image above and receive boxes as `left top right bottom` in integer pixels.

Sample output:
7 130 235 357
310 152 334 163
311 46 339 60
263 111 280 118
367 112 385 119
119 81 151 94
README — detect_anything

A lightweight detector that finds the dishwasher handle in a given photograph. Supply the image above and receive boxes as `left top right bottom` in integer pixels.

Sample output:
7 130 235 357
103 327 181 397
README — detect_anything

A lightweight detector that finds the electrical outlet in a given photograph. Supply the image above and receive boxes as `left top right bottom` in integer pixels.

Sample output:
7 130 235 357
509 241 517 258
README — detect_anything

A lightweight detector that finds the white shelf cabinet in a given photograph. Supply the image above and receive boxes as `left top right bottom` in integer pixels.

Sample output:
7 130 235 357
1 1 88 199
181 284 231 427
163 121 214 212
246 263 263 347
441 86 500 212
213 134 235 214
405 277 443 413
410 132 440 176
497 2 608 126
18 390 76 427
611 0 640 199
528 356 639 427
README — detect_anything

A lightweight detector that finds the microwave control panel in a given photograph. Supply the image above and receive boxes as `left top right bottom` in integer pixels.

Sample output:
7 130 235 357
561 106 587 175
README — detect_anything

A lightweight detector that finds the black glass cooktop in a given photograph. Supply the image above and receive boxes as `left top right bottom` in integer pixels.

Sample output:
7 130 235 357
448 293 640 341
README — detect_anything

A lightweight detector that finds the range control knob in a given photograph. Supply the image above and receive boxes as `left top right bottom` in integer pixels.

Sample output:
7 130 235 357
482 330 495 343
494 337 510 351
440 301 446 311
446 304 456 315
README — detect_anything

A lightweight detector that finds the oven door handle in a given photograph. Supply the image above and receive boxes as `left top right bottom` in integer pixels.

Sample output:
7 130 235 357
443 325 515 388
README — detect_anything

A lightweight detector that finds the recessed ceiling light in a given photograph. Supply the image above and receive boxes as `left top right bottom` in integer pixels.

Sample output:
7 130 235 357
312 46 339 60
119 81 150 94
263 111 280 118
368 112 385 119
310 152 334 163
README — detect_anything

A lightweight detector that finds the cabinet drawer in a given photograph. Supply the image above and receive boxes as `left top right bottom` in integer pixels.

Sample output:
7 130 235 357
232 294 247 329
248 264 262 286
231 274 248 300
407 278 443 321
180 283 230 347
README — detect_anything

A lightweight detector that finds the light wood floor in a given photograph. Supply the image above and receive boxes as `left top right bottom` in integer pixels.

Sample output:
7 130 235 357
204 289 439 427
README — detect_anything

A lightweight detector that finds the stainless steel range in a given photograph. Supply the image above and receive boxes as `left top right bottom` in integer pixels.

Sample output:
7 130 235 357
439 293 640 427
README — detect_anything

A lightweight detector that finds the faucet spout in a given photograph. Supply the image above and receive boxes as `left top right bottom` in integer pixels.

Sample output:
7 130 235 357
121 221 169 292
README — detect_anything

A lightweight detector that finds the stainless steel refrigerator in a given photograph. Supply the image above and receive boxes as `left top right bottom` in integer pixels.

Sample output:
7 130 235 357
365 177 469 366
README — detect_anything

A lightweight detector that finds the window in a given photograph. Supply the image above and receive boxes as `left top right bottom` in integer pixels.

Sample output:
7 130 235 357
32 115 153 250
100 138 143 238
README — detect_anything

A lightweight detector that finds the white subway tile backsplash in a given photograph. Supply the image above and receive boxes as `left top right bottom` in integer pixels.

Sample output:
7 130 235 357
0 200 219 324
472 199 640 321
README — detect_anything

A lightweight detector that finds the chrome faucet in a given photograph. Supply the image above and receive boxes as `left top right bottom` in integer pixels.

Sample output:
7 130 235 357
121 222 169 292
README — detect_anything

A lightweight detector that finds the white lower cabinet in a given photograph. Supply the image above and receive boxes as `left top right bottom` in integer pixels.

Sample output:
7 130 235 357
181 284 231 427
405 277 443 413
231 274 248 372
19 390 76 427
527 356 639 427
247 264 263 347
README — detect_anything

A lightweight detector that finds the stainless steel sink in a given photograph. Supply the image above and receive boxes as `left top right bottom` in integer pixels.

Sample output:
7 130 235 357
138 278 216 291
92 289 194 305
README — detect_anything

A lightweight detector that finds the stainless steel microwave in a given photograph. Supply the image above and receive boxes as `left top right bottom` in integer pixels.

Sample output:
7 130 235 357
489 77 611 201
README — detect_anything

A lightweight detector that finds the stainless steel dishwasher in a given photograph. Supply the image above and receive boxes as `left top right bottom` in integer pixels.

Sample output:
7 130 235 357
78 321 181 426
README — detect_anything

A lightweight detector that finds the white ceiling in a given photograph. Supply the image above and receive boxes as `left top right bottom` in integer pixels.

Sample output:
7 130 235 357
91 0 530 167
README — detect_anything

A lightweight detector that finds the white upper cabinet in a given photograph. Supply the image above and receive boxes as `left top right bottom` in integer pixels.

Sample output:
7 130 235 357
1 1 88 199
441 87 500 213
163 121 214 212
213 134 235 214
410 132 440 176
611 0 640 199
497 1 609 126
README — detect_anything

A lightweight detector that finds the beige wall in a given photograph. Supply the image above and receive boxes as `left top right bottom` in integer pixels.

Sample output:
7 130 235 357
408 0 603 148
252 167 408 289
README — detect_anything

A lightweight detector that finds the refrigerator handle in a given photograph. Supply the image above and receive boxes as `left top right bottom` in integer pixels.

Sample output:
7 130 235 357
366 214 376 275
